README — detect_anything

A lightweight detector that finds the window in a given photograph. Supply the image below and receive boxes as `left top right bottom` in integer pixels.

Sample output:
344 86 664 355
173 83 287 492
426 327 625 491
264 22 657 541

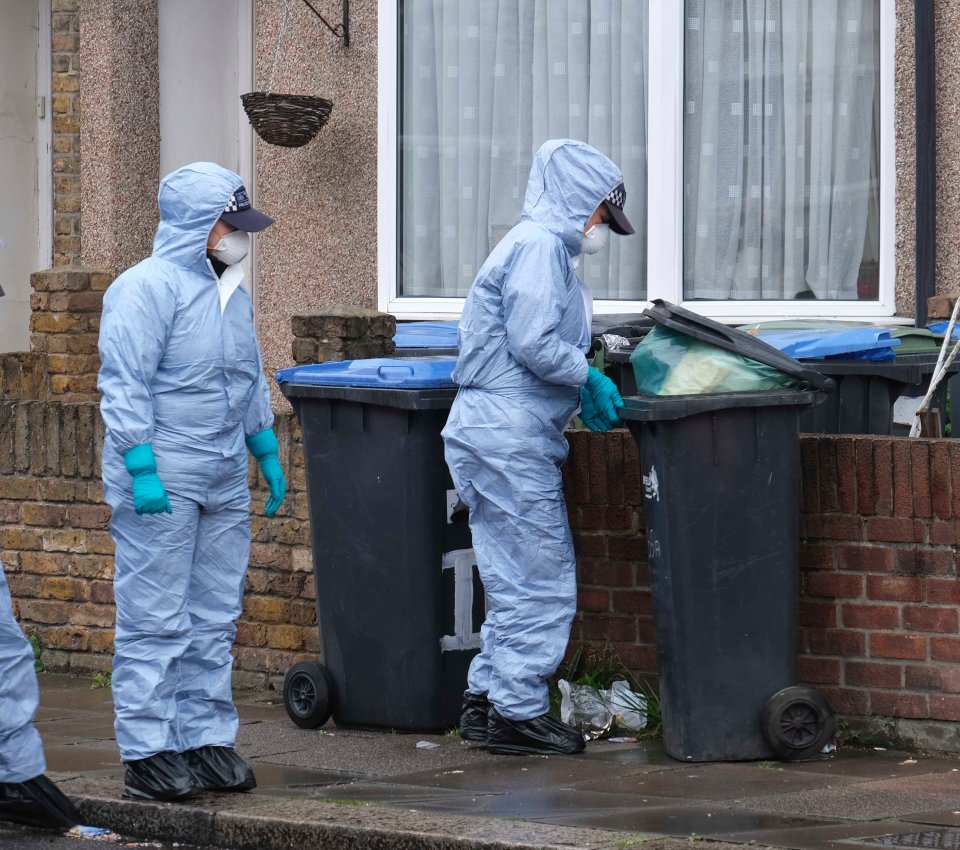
379 1 894 319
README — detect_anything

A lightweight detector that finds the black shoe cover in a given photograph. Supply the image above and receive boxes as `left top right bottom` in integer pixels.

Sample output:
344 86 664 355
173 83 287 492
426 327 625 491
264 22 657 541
0 774 81 829
488 707 586 756
184 746 256 793
124 752 197 802
459 691 490 742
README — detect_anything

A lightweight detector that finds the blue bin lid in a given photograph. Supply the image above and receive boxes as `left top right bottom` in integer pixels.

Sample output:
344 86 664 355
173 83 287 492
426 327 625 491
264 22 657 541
276 357 457 389
393 321 460 349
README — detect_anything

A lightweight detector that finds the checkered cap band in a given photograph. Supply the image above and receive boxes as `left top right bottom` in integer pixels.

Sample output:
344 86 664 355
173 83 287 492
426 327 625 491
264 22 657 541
605 183 626 210
224 187 251 214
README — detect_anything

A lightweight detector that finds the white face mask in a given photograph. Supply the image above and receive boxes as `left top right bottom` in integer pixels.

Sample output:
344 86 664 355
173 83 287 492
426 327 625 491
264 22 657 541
210 230 250 266
581 222 610 255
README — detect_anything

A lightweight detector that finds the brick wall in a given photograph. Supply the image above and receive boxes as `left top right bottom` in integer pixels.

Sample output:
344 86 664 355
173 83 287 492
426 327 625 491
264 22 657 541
29 267 108 400
796 436 960 748
52 0 82 267
0 399 316 687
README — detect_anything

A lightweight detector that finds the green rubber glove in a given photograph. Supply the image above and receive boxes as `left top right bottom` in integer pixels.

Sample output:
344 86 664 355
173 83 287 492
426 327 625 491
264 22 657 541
123 444 172 515
246 428 287 518
579 385 609 432
584 367 625 429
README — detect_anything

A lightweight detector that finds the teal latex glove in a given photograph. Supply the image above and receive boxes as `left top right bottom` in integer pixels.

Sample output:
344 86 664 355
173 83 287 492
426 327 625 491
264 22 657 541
123 444 172 515
579 385 610 432
584 367 625 429
246 428 287 518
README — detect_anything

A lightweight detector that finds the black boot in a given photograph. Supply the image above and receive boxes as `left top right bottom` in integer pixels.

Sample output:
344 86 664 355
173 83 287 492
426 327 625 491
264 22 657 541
458 692 490 742
488 707 586 756
0 774 82 829
183 746 256 793
123 752 197 802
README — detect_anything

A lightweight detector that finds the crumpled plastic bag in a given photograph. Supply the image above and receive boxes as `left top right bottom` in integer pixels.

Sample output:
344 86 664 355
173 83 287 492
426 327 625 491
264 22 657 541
600 680 647 733
559 679 613 740
631 326 803 395
559 679 648 739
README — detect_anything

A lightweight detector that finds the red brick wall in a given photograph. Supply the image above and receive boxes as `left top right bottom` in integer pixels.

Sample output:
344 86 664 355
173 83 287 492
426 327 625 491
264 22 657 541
797 437 960 730
564 430 655 676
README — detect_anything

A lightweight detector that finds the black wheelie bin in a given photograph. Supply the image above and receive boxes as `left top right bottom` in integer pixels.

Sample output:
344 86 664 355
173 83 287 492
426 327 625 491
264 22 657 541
608 338 957 437
620 301 836 762
275 357 482 732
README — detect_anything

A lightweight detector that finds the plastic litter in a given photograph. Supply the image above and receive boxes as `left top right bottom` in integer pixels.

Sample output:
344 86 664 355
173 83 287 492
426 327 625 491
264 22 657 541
631 326 803 395
415 740 440 750
559 679 647 739
559 680 613 740
608 736 637 744
601 333 632 352
600 679 648 733
67 825 115 839
821 742 837 754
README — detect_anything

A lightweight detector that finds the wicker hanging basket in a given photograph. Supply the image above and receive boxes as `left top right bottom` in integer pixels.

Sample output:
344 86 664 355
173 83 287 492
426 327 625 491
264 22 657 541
241 92 333 148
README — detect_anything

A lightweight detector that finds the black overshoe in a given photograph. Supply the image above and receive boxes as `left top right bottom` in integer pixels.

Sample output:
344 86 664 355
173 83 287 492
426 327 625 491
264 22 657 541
0 774 81 829
458 691 490 742
488 707 586 756
184 746 256 793
123 751 197 802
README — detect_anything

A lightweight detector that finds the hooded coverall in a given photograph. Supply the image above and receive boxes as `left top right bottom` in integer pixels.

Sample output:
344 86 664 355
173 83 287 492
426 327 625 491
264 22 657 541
442 139 623 721
98 163 273 762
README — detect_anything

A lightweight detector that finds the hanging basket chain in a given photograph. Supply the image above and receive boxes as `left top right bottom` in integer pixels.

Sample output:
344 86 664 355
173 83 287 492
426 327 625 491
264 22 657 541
266 0 294 95
242 0 334 148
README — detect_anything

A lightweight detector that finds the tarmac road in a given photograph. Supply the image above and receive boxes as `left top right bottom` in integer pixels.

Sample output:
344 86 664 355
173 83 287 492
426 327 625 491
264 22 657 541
0 822 201 850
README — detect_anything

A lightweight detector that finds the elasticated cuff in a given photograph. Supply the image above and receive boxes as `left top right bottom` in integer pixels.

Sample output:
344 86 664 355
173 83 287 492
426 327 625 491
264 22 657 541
122 443 157 477
245 427 278 460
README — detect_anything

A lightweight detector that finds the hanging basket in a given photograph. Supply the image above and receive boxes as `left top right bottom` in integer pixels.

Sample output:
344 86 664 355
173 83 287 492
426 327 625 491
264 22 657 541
241 92 333 148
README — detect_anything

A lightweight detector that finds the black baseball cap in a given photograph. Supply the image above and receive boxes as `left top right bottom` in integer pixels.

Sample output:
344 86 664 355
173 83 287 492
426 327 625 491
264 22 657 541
220 186 274 232
603 182 634 236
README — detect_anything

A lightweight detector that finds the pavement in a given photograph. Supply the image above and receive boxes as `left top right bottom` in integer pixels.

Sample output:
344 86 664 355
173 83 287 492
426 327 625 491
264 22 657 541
19 673 960 850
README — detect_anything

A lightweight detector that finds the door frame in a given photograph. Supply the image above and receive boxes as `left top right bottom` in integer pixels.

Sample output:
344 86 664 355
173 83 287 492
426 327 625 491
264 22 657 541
37 0 52 269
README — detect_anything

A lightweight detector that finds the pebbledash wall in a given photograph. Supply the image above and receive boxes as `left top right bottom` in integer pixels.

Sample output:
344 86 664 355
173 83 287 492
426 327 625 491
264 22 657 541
4 270 960 750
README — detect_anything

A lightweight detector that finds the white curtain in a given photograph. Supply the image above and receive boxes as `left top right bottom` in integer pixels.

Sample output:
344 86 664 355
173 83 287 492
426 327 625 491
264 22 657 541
400 0 647 299
683 0 879 301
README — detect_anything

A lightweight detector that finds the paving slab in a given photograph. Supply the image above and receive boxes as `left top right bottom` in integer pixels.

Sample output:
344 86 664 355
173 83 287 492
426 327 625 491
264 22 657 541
575 761 858 801
34 672 960 850
727 782 960 822
538 803 828 837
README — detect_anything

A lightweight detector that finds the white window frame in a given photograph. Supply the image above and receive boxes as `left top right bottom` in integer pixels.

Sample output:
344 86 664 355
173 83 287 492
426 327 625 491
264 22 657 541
378 0 898 322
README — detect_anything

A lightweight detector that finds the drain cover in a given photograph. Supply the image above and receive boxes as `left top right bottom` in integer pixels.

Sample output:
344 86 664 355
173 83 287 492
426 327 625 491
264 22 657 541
865 830 960 848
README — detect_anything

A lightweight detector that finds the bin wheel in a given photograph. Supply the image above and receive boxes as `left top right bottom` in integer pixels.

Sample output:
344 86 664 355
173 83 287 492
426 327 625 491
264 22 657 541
283 661 333 729
762 686 836 762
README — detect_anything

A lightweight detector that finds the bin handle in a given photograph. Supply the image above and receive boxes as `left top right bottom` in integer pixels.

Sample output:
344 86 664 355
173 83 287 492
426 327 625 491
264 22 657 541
377 365 415 382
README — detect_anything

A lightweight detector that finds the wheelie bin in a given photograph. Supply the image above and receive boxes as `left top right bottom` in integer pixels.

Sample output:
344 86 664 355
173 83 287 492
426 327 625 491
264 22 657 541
275 357 481 732
620 301 836 762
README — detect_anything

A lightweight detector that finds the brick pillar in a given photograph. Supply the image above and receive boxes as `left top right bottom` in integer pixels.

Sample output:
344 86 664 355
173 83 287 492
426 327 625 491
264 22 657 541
290 306 397 365
29 267 112 401
52 0 82 267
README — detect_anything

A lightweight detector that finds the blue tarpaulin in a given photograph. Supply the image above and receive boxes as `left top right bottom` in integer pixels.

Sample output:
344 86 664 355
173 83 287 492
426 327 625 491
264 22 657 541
756 328 900 362
927 321 960 340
